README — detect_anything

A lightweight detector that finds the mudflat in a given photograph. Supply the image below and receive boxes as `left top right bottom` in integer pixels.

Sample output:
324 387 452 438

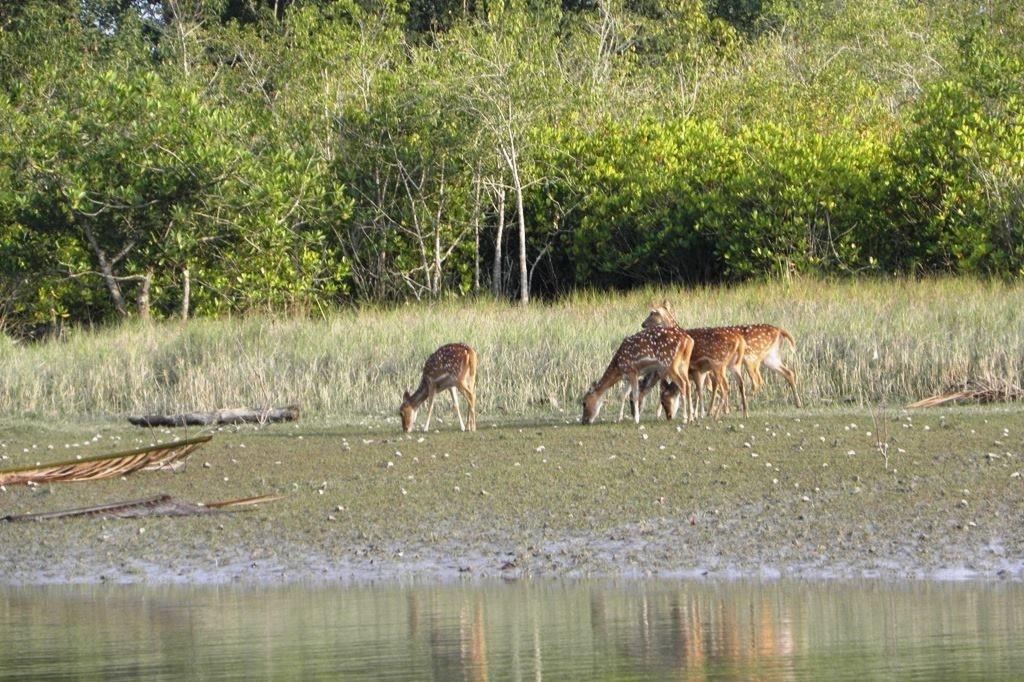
1 407 1021 584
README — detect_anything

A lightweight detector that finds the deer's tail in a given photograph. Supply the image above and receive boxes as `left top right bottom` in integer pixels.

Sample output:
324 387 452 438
779 328 796 350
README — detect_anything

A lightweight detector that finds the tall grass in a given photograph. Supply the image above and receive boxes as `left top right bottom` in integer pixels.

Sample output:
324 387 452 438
1 278 1022 421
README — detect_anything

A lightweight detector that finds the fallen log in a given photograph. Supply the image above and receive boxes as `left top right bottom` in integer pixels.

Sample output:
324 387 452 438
0 436 212 487
2 493 282 522
128 405 300 427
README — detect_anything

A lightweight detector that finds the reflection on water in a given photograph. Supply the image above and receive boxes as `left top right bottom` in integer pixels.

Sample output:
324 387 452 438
1 580 1022 680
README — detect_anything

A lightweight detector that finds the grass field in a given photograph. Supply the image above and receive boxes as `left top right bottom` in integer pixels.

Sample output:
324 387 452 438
1 405 1022 583
1 277 1022 421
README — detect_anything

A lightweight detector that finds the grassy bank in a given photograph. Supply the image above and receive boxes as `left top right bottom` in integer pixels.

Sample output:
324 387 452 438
1 406 1022 583
1 278 1022 420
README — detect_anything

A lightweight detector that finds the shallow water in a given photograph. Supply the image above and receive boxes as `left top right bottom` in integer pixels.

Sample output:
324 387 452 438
1 580 1022 680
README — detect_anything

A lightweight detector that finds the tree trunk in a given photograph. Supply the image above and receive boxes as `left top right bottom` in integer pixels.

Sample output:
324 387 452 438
432 161 446 297
472 169 482 293
83 223 129 317
491 186 506 298
181 267 190 321
511 162 528 306
137 270 153 320
500 137 529 306
99 261 127 317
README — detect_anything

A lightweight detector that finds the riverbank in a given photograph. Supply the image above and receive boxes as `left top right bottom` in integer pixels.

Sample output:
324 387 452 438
1 407 1022 585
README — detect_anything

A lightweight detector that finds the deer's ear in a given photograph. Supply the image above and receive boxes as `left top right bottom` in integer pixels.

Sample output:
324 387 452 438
403 390 411 401
662 299 672 311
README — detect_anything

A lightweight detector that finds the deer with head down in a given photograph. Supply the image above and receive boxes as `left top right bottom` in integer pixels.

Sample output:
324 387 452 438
631 302 748 420
583 326 693 425
400 343 478 432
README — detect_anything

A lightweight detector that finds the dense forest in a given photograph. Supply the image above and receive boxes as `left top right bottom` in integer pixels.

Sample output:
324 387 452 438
0 0 1021 331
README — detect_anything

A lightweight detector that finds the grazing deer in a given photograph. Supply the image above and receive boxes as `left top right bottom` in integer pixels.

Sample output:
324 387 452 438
400 343 477 432
639 303 748 420
583 326 693 425
659 327 748 420
643 303 799 407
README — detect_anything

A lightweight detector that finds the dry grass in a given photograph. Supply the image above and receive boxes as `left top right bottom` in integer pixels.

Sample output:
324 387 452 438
1 277 1022 420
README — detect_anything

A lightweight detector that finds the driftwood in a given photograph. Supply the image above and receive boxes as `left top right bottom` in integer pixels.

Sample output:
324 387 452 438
2 493 282 522
908 376 1024 409
128 405 299 427
0 436 212 487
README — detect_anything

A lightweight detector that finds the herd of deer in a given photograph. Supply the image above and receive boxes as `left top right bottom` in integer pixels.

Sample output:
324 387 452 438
399 302 801 433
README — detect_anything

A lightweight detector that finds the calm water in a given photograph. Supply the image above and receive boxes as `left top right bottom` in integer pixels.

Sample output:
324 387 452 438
1 580 1022 680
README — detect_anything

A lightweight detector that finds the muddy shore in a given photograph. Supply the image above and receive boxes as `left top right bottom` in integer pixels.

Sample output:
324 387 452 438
1 408 1022 585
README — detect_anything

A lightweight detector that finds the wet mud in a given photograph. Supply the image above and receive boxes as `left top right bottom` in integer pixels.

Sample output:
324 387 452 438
1 407 1022 585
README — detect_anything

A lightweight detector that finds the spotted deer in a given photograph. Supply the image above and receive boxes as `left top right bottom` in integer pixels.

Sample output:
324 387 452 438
659 327 748 420
642 303 800 410
582 326 693 425
400 343 477 432
638 303 748 420
721 324 801 407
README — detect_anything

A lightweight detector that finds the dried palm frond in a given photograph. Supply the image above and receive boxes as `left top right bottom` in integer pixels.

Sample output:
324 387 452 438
908 375 1024 409
203 494 284 509
2 492 282 522
0 435 212 487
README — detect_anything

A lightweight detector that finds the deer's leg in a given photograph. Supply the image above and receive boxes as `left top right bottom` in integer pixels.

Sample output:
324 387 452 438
621 373 651 422
423 387 436 431
696 372 704 419
779 365 801 408
664 354 686 423
456 381 476 432
744 358 761 394
712 374 729 417
635 374 648 418
694 372 707 421
711 370 728 420
763 348 801 407
639 371 661 417
674 375 688 423
687 374 697 422
722 370 735 418
468 385 477 431
449 387 465 431
732 362 748 418
685 375 693 423
629 372 642 424
466 368 477 430
754 364 765 394
721 370 732 416
617 386 630 423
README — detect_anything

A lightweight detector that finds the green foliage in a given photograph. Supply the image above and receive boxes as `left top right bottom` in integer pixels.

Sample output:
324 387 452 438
881 10 1024 276
1 0 1022 331
534 117 888 287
